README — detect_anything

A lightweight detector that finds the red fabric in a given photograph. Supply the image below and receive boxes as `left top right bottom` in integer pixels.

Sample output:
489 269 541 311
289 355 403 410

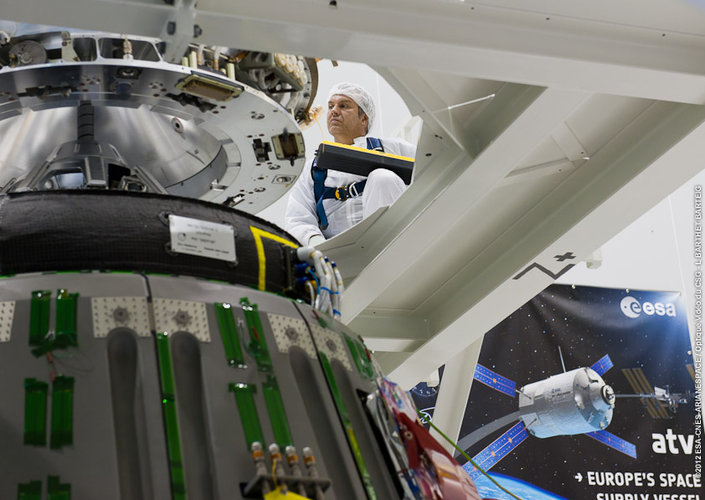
396 411 481 500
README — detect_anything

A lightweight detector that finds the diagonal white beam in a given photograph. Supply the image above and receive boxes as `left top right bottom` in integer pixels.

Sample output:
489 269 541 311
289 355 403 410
373 66 478 155
388 101 705 387
340 87 590 323
428 338 483 454
4 0 705 103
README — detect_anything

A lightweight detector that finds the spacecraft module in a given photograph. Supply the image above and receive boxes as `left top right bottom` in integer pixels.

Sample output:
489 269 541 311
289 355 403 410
0 26 479 500
518 367 616 438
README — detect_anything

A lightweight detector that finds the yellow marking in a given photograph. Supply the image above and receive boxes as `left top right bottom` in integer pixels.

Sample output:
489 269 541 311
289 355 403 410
265 487 309 500
687 364 696 382
320 140 415 163
622 368 669 419
622 369 657 418
249 226 298 291
633 367 670 419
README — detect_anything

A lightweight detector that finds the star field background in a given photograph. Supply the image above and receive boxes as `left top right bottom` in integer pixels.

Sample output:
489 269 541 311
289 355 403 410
413 284 698 499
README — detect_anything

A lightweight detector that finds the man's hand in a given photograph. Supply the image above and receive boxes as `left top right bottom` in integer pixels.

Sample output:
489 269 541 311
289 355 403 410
308 234 326 247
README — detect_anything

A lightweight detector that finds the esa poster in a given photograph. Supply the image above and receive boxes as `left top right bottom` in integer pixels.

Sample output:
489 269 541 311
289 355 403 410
412 284 701 500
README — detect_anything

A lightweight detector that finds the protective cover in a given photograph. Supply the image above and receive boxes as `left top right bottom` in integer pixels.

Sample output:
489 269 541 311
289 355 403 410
0 191 299 295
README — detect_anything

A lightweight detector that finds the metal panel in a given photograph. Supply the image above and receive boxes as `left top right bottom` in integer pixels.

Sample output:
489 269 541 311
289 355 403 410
309 321 352 372
0 301 15 342
267 312 316 359
91 296 151 338
5 0 705 103
153 297 210 342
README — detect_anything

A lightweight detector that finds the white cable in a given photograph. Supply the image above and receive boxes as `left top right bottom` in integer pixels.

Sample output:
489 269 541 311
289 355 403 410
297 248 345 318
314 252 333 314
304 280 315 306
213 46 222 71
297 247 332 314
331 262 345 319
196 44 205 66
324 257 338 318
325 257 345 319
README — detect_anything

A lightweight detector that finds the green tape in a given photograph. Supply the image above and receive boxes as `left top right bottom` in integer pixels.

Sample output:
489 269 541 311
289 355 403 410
240 298 271 372
319 353 377 500
29 291 51 347
229 383 264 448
17 480 41 500
47 476 70 500
156 332 186 500
215 303 245 367
50 376 74 449
262 376 292 447
55 289 78 346
24 378 48 446
30 289 79 357
356 339 375 380
345 335 374 380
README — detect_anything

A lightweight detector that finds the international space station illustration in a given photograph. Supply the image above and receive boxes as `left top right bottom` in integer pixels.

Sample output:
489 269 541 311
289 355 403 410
620 366 692 418
458 354 637 481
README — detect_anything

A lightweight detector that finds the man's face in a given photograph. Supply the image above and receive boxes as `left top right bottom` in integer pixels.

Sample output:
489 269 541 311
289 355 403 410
327 94 368 144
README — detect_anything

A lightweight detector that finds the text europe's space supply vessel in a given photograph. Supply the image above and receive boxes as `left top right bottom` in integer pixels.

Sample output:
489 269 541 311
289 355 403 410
0 27 479 499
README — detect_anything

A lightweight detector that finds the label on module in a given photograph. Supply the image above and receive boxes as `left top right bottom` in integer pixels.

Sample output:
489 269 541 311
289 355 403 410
169 215 236 263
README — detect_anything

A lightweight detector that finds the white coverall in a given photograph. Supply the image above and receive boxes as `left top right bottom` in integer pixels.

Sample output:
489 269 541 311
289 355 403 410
285 135 416 245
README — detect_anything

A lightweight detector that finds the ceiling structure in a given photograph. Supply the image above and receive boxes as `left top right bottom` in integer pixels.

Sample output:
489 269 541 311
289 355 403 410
3 0 705 447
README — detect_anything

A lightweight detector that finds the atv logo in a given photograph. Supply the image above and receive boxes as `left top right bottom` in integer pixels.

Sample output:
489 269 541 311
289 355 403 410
620 296 676 318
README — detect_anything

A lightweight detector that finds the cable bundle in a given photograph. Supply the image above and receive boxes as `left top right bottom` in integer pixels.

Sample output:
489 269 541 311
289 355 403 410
295 247 344 319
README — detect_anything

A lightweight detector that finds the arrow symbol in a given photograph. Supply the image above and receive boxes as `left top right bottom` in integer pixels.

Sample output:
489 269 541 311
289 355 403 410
574 473 583 482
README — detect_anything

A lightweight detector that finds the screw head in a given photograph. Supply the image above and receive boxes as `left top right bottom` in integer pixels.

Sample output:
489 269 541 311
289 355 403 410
174 310 192 326
113 307 130 323
285 327 299 340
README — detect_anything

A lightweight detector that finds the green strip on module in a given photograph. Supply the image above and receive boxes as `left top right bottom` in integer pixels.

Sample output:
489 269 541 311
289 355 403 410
30 289 80 357
17 480 41 500
156 332 187 500
355 340 375 380
55 289 78 346
50 376 74 449
239 297 272 372
47 476 70 500
318 353 377 500
343 334 374 379
229 383 264 448
24 378 48 446
29 291 51 346
262 376 292 447
215 303 246 367
344 335 367 379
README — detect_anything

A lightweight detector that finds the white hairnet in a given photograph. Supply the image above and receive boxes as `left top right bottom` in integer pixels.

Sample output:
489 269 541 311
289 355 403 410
328 82 376 130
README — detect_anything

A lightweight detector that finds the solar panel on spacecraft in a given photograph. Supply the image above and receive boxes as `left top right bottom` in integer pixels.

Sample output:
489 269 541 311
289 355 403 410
585 430 637 458
463 421 529 480
590 354 614 376
473 363 516 398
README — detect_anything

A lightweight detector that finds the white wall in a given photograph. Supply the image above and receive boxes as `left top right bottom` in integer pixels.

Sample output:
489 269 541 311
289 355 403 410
555 170 702 355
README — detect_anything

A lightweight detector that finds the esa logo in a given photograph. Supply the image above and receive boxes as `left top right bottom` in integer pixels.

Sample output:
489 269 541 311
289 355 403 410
620 296 676 318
